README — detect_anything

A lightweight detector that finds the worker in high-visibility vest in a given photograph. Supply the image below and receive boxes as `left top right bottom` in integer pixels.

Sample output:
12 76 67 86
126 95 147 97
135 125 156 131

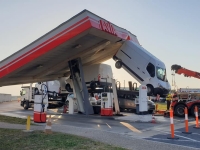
166 93 172 110
172 92 178 101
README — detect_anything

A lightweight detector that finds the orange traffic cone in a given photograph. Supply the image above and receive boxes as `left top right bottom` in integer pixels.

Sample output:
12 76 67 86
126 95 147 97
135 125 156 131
45 115 52 134
63 104 68 113
151 114 156 123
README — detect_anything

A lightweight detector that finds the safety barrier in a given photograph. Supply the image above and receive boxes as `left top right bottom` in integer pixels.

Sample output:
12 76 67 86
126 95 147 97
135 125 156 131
11 96 21 101
0 94 12 103
0 95 21 103
166 106 200 140
23 115 33 132
167 109 179 139
194 106 200 129
182 107 192 134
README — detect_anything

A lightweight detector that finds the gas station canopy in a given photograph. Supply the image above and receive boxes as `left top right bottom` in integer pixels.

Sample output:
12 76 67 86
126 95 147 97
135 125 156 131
0 9 140 86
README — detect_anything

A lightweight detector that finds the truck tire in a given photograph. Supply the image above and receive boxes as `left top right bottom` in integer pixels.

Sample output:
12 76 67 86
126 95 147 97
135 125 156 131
174 104 185 117
23 100 29 110
190 104 200 118
115 61 122 69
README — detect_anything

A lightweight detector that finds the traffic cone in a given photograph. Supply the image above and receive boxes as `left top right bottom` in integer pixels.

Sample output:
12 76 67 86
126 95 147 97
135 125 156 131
63 105 67 113
151 114 156 123
45 115 52 134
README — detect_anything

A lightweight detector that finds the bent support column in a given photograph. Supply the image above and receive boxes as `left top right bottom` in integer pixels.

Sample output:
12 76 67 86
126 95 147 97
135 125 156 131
68 58 94 115
112 79 120 114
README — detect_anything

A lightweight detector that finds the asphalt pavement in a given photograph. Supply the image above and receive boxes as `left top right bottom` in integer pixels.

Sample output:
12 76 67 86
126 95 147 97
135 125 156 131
0 101 200 150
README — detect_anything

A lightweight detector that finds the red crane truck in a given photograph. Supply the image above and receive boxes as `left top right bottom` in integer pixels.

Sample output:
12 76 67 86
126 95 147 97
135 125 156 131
170 64 200 117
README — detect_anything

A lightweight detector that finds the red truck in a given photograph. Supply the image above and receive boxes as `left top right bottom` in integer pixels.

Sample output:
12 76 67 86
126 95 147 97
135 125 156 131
170 64 200 117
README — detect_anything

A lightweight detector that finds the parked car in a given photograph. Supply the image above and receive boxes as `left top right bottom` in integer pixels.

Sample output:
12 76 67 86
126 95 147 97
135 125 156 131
117 93 155 113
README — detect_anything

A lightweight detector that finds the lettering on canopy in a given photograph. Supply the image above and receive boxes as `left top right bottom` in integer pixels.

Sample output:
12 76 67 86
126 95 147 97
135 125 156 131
99 20 117 36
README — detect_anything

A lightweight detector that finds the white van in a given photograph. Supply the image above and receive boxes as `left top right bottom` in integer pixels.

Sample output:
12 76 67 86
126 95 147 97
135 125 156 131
113 40 171 96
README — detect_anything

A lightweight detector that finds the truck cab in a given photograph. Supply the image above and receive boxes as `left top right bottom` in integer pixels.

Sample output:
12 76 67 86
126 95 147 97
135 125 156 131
20 86 35 109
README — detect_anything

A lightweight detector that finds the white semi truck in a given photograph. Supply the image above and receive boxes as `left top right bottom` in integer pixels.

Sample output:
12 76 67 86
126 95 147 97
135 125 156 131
20 81 67 110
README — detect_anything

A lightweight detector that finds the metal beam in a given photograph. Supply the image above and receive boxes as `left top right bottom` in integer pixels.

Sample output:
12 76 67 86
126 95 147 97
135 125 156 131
68 58 94 115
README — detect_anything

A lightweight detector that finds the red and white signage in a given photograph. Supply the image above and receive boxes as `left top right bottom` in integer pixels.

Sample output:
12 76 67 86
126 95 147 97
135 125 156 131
142 86 146 89
99 20 117 36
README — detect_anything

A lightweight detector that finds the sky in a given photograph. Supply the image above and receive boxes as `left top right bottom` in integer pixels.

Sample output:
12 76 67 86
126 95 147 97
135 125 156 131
0 0 200 95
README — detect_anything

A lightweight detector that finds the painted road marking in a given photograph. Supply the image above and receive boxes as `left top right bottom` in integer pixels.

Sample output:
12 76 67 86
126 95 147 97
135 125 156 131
120 122 141 133
175 131 200 136
47 115 55 118
106 123 112 128
154 129 198 142
50 109 59 113
146 138 200 150
189 121 196 124
146 137 190 142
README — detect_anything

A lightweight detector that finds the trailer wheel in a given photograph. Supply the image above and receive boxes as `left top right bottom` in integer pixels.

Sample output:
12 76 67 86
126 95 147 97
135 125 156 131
174 104 185 117
191 104 200 118
23 100 29 110
115 61 122 69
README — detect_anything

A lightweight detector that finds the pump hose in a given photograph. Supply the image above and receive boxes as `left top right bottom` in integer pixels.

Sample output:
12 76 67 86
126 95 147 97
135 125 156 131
40 83 48 122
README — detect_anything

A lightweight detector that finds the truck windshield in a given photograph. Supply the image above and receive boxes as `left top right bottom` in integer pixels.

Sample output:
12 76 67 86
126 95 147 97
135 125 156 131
156 67 167 81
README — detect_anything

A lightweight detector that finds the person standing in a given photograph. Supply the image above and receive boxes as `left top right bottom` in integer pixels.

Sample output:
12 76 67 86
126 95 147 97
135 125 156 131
166 93 172 110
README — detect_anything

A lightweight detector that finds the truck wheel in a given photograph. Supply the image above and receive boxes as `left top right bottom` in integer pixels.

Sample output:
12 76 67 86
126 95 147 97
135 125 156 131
174 104 185 117
147 85 154 96
115 61 122 69
191 104 200 118
23 100 29 110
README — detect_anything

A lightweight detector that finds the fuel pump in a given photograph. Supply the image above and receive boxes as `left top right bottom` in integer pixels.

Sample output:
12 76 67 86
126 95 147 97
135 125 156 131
101 92 113 116
33 82 48 123
138 85 148 114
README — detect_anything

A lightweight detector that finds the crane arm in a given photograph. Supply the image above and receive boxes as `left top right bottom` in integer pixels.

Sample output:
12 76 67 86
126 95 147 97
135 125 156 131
171 64 200 79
